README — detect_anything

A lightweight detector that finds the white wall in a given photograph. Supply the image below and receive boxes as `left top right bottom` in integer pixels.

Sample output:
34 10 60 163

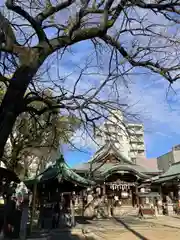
95 110 146 161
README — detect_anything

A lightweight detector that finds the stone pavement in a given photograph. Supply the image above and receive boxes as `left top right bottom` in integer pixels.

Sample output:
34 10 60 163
27 229 85 240
27 215 180 240
144 215 180 229
74 215 180 239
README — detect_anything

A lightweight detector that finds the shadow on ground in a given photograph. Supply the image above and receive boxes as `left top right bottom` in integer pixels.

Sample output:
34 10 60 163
50 230 84 240
116 216 180 231
114 217 150 240
75 216 92 225
146 221 180 230
114 217 153 226
28 229 85 240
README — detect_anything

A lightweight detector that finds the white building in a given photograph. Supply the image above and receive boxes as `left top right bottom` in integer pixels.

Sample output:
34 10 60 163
95 110 146 163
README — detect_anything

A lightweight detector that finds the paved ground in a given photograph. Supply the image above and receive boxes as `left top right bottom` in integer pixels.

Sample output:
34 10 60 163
29 215 180 240
102 228 180 240
74 215 180 240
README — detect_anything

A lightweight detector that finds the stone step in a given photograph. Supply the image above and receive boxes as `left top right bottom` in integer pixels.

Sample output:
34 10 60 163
114 206 138 216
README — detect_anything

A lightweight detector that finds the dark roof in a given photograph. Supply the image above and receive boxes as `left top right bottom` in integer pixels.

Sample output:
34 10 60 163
25 155 95 187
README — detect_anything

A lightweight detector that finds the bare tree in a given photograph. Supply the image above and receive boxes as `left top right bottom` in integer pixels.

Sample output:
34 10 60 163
0 0 180 160
1 88 80 177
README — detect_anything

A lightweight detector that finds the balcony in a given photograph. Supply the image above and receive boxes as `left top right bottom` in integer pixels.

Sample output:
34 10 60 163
127 123 143 129
128 129 143 135
130 137 144 143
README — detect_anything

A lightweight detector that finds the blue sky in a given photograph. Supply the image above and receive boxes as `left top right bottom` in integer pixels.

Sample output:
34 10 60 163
36 6 180 168
64 130 180 167
58 41 180 167
63 76 180 167
50 24 180 167
54 39 180 167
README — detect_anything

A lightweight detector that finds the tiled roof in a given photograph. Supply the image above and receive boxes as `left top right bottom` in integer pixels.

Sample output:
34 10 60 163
25 155 95 187
74 143 160 180
159 161 180 178
153 162 180 184
75 161 156 173
88 142 132 164
154 175 180 184
74 162 156 179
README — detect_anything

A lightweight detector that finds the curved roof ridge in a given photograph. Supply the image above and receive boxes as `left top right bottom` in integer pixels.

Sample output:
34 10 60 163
25 155 95 187
99 164 149 179
88 142 132 164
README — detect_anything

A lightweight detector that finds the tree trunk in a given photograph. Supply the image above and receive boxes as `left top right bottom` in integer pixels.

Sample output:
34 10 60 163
29 181 37 234
0 66 36 159
70 197 75 227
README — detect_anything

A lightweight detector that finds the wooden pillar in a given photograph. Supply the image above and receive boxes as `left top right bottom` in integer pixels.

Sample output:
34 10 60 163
102 184 106 199
135 185 139 207
177 183 180 208
81 191 84 217
29 181 37 233
70 194 75 227
103 184 106 194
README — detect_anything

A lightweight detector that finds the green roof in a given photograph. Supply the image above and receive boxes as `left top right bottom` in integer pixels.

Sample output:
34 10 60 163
25 155 95 187
100 164 150 179
153 162 180 184
160 162 180 177
154 175 180 184
74 143 159 179
74 162 151 179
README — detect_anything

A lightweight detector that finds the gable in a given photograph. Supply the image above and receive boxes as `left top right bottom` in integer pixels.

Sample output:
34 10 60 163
96 153 121 164
88 142 132 165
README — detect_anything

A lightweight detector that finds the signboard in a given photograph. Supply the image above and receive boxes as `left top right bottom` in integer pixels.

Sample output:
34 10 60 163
106 180 136 191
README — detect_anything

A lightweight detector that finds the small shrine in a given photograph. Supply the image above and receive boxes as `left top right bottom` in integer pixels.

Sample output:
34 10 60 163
25 154 95 228
25 154 95 195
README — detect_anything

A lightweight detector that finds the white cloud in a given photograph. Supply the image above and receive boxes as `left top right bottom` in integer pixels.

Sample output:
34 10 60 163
70 129 99 151
66 68 180 156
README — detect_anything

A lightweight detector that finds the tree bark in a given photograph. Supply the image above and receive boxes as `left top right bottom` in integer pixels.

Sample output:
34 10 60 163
0 66 37 159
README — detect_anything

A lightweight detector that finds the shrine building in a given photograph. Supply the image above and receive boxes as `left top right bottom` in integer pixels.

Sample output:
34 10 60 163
74 143 161 207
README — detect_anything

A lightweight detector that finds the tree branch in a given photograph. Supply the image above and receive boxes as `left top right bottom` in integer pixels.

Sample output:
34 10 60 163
0 11 17 52
35 0 75 24
101 34 175 83
48 27 104 54
134 1 180 11
5 0 48 43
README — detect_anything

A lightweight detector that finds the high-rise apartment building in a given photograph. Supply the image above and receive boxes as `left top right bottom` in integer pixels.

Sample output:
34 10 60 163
95 110 146 162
